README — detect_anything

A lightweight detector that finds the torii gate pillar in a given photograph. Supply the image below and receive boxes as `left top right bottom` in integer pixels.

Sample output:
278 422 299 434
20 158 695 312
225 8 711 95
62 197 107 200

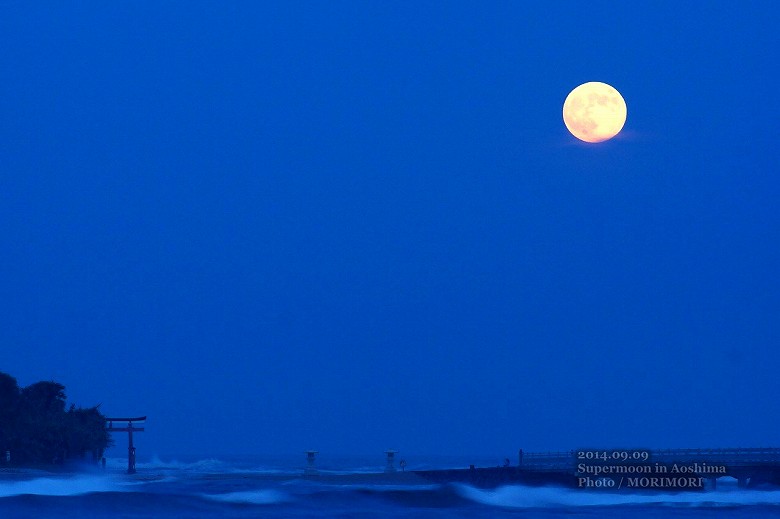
106 417 146 474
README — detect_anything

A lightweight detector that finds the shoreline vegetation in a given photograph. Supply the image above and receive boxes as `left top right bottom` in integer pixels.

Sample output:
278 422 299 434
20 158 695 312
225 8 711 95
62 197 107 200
0 372 112 469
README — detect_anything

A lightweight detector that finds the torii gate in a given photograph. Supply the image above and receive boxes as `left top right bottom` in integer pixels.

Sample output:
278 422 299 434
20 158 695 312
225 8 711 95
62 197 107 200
106 416 146 474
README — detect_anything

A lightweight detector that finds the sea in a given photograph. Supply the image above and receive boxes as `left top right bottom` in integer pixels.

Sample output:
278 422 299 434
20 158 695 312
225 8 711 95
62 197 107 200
2 455 780 518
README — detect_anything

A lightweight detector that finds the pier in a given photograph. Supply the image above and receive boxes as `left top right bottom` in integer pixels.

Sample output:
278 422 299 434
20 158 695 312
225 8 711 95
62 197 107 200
415 448 780 489
517 448 780 488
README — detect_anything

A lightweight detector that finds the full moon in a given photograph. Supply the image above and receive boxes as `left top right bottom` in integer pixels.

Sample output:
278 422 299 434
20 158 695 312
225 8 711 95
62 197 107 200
563 82 627 143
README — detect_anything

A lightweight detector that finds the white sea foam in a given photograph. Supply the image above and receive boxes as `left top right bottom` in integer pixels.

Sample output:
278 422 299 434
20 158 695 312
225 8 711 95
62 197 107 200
203 489 290 505
456 482 780 509
129 455 290 475
0 475 129 498
136 455 227 471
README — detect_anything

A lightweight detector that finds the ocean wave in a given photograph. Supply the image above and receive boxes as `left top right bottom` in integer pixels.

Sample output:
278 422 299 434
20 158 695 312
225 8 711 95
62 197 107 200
202 489 290 505
332 482 470 508
321 483 443 492
136 455 228 472
0 475 130 498
130 455 292 475
455 482 780 509
269 481 470 508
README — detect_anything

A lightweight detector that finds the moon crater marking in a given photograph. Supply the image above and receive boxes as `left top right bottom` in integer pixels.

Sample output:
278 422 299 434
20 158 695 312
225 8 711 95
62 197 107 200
563 82 627 143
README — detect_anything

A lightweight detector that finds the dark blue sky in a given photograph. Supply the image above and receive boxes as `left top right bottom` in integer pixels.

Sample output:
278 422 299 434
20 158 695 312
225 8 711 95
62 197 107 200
1 1 778 459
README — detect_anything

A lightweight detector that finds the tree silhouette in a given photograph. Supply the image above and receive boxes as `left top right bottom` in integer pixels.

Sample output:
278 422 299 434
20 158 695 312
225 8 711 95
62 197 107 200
0 372 20 457
0 373 112 466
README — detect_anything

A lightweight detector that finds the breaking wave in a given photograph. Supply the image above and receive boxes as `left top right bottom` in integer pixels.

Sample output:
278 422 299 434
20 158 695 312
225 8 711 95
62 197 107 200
455 482 780 509
203 489 291 505
0 475 129 498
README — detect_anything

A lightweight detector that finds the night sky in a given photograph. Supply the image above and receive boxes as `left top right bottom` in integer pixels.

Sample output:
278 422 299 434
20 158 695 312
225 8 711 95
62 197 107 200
1 1 778 459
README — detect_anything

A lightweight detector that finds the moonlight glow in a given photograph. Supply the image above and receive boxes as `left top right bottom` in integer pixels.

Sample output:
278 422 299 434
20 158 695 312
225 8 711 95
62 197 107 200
563 82 627 143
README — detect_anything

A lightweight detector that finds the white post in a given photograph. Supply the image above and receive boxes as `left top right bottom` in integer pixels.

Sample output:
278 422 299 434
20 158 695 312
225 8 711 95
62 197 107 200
384 450 398 473
305 451 319 475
